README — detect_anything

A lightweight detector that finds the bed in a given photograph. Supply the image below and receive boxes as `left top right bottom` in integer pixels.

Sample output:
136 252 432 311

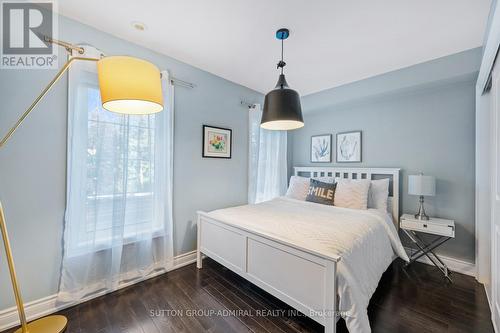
196 167 408 333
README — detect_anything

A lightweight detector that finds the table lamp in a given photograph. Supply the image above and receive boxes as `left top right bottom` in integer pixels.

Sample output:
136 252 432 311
0 37 163 333
408 173 436 221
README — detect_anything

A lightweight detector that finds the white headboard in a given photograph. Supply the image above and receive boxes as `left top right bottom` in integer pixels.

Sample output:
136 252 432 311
294 167 401 228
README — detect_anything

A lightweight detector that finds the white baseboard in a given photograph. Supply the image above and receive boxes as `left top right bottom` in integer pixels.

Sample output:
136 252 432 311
404 247 476 277
0 250 197 332
484 285 497 333
172 250 198 269
0 295 60 333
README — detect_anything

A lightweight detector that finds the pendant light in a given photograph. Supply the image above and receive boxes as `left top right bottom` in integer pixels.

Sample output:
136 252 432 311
261 28 304 130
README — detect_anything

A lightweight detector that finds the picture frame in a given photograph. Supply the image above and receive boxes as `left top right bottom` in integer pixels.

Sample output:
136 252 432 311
336 131 362 163
202 125 232 159
311 134 332 163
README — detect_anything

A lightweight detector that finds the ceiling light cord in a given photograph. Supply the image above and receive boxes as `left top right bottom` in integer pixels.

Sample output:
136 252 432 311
277 36 286 74
281 39 284 75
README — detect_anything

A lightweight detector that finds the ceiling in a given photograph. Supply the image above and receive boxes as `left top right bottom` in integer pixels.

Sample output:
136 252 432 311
58 0 492 96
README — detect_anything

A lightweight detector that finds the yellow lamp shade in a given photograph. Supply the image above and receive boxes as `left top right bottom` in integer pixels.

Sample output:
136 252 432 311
97 56 163 115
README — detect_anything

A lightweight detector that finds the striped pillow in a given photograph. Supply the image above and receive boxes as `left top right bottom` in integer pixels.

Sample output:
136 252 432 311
334 179 371 210
285 176 310 200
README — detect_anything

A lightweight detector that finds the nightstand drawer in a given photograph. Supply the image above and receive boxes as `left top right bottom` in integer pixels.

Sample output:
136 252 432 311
401 219 454 237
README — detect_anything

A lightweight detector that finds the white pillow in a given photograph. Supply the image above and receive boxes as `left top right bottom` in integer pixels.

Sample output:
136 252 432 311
286 176 310 200
334 179 371 210
368 178 390 211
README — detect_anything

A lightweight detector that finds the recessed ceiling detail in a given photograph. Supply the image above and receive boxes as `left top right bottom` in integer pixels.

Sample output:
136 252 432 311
58 0 491 96
131 21 146 32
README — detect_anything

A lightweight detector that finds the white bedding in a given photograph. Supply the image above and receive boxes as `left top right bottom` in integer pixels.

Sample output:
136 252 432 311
207 197 409 333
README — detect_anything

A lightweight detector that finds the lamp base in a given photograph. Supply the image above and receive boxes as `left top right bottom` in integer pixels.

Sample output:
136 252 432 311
414 195 430 221
14 315 67 333
414 212 430 221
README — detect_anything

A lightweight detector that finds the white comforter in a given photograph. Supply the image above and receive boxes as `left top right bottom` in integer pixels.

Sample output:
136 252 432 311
207 197 409 333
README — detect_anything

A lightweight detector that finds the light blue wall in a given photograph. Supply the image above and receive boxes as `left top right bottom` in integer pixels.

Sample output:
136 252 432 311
0 15 262 310
291 48 481 263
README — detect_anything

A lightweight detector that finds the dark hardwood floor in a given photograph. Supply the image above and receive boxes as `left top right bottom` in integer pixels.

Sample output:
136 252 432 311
4 258 493 333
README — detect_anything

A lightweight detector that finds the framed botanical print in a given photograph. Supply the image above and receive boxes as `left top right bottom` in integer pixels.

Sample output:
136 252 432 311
311 134 332 163
202 125 232 158
336 131 362 162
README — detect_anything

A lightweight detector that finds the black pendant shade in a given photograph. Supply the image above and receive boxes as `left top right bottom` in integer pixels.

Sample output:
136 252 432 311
260 28 304 131
261 74 304 130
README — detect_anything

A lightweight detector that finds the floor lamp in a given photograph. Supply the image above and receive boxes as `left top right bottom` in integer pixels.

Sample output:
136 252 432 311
0 38 164 333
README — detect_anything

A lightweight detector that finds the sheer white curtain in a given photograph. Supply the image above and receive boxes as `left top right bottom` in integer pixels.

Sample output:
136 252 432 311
248 104 288 204
58 46 174 303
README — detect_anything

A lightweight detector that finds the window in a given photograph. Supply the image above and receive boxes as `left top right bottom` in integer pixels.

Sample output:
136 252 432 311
248 104 288 203
64 66 172 257
83 87 161 246
60 47 173 303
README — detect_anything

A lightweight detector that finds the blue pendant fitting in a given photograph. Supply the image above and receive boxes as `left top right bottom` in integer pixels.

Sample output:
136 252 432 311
276 28 289 40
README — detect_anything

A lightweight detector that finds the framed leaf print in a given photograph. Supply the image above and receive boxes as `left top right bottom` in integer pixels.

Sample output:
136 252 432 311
311 134 332 163
336 131 362 163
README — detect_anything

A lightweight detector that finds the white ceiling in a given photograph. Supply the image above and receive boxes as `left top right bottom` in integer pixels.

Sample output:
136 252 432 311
58 0 492 96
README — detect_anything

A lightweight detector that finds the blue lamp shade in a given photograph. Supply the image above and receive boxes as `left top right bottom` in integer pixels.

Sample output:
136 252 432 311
408 175 436 196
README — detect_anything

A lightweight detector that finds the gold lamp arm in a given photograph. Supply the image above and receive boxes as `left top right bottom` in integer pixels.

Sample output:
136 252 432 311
0 51 98 333
0 201 28 331
0 56 99 148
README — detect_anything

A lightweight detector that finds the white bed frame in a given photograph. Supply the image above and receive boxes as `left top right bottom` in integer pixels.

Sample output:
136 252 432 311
196 167 400 333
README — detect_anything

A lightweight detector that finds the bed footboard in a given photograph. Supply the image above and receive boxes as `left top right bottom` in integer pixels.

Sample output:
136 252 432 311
196 211 339 333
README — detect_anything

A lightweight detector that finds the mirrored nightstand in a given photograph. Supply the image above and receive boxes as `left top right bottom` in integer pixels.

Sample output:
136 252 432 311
400 214 455 282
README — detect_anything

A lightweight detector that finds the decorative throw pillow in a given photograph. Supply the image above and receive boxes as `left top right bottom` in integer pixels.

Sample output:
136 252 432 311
285 176 310 200
334 179 371 210
286 176 335 201
313 176 335 183
368 178 390 211
306 179 337 206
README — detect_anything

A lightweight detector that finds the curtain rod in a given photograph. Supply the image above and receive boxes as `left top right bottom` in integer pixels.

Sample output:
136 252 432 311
160 72 195 89
240 101 256 108
170 77 195 89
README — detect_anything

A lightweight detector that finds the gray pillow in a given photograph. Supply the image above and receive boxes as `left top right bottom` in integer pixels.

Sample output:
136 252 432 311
306 179 337 206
